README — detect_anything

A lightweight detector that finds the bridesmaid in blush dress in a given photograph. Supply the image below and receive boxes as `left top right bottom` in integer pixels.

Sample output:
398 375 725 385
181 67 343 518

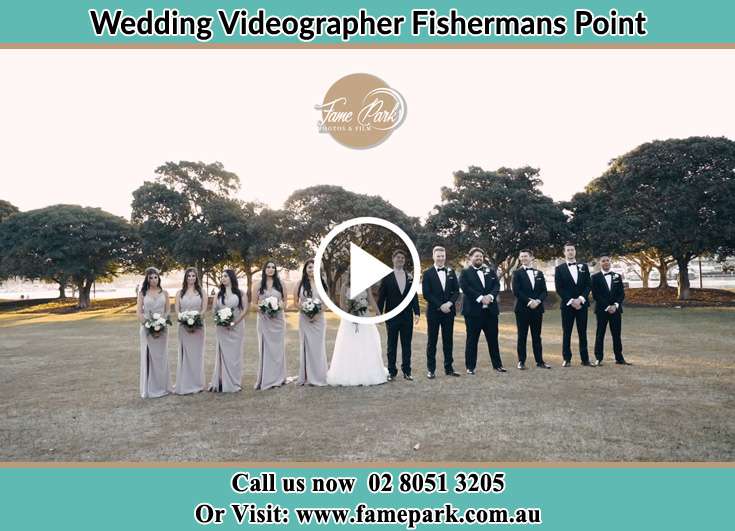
294 259 328 386
137 267 173 398
254 260 287 390
209 269 247 393
174 267 207 394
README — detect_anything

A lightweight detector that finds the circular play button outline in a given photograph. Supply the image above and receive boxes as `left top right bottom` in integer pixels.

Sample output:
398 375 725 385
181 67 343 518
313 216 421 325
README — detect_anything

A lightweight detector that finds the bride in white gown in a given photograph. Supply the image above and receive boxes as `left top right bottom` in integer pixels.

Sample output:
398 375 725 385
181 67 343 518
327 275 388 386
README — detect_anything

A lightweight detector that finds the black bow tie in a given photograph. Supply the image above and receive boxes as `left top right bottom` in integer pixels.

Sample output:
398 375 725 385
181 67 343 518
604 272 613 276
437 267 446 272
567 262 577 266
524 267 533 271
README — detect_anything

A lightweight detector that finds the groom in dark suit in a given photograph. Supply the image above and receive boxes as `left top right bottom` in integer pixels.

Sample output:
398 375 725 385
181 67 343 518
421 246 461 379
554 242 592 367
511 249 551 370
378 249 420 381
591 254 632 366
459 247 506 374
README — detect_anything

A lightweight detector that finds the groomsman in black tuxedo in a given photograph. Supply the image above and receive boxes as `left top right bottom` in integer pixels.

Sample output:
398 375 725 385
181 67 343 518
421 246 461 379
459 247 506 374
591 254 632 366
378 249 420 381
512 249 551 370
554 242 593 367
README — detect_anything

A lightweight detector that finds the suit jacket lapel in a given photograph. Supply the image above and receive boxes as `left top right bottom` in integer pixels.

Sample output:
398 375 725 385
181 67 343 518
520 268 533 292
433 268 445 294
602 273 611 293
394 271 408 296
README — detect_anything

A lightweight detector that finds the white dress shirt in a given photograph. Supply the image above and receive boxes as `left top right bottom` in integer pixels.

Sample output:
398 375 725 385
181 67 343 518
434 265 447 290
394 269 406 293
525 267 535 289
565 262 586 306
474 267 491 304
602 270 619 308
475 267 485 287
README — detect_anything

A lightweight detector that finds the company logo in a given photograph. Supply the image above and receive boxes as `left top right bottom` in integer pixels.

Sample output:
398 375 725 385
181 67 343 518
315 73 406 149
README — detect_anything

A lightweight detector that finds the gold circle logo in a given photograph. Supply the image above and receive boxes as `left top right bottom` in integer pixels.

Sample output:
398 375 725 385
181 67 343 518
315 73 407 149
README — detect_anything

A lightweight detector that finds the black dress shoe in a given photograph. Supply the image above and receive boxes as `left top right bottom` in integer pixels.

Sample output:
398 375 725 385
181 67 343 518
593 359 602 367
517 362 527 370
494 367 507 373
427 372 436 379
403 373 414 381
387 375 394 382
562 360 571 367
445 371 461 377
536 362 552 369
581 361 593 367
616 360 633 365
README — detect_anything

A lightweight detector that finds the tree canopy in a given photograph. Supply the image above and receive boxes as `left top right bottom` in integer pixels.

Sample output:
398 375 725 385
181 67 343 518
572 136 735 299
0 200 19 223
0 205 136 307
426 166 569 288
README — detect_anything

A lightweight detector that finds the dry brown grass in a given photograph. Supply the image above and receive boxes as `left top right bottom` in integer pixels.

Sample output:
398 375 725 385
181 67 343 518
0 305 733 462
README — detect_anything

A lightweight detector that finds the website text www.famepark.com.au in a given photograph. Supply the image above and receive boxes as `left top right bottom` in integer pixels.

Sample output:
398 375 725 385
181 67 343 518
295 503 542 527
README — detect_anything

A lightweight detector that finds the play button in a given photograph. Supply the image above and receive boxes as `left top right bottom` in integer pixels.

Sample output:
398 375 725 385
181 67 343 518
349 243 393 299
314 216 421 325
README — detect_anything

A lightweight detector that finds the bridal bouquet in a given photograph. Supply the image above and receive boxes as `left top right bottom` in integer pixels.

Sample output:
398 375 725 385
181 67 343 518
348 297 369 317
177 310 203 333
214 307 235 327
300 297 322 319
259 296 280 317
143 313 171 338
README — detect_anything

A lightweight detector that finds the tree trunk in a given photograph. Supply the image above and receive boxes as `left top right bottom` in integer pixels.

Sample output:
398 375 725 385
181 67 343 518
655 262 669 288
58 282 66 299
77 278 93 309
676 256 691 300
245 270 254 305
639 264 651 289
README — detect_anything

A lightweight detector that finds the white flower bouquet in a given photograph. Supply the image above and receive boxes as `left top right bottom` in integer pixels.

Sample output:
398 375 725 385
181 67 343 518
143 312 171 338
348 296 369 317
300 297 322 319
259 296 280 317
214 307 235 327
177 310 203 333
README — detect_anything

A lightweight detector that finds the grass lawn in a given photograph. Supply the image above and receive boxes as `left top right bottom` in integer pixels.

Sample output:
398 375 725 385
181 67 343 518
0 304 733 462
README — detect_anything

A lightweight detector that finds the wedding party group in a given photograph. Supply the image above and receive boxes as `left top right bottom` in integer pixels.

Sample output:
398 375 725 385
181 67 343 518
137 242 631 399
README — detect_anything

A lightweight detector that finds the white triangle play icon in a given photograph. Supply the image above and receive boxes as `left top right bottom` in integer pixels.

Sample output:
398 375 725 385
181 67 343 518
349 242 393 300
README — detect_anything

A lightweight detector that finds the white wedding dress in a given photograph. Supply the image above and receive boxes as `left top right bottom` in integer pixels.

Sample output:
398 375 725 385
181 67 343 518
327 290 388 386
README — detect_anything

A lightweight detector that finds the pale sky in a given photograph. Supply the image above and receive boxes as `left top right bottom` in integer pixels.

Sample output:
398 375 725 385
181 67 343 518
1 49 733 220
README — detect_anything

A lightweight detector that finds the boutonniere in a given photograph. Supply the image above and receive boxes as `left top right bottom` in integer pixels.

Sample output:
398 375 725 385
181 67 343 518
482 267 490 274
577 264 584 271
407 274 413 282
446 267 453 273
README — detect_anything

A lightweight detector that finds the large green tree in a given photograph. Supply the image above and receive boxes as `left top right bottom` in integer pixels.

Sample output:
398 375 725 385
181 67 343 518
426 166 569 289
130 161 242 280
567 186 675 288
284 185 420 295
579 136 735 300
0 205 136 307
